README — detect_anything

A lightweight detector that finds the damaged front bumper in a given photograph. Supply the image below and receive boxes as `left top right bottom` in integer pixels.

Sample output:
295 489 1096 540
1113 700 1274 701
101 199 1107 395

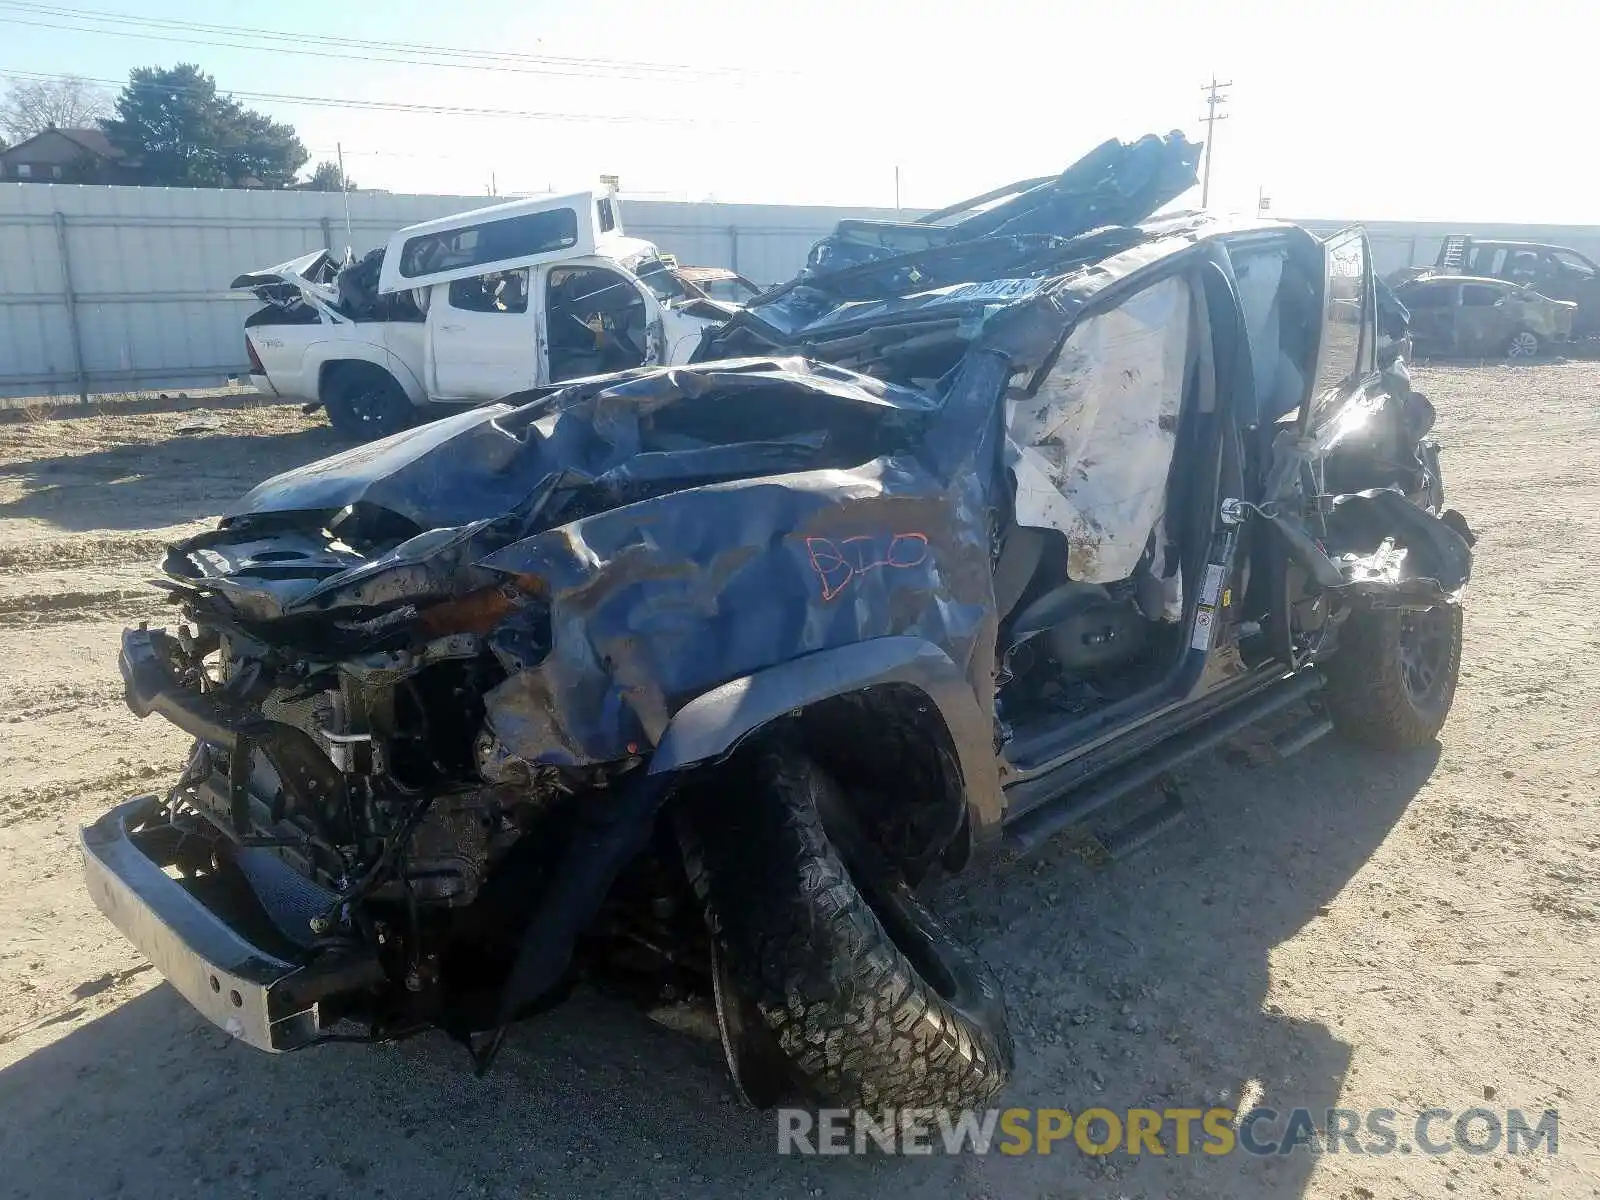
81 795 380 1051
92 628 386 1049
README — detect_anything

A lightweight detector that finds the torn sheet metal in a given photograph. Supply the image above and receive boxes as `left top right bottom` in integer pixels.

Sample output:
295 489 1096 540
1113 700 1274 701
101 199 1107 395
802 132 1202 278
476 455 995 767
1004 275 1191 584
165 356 1002 769
230 249 340 303
698 134 1201 366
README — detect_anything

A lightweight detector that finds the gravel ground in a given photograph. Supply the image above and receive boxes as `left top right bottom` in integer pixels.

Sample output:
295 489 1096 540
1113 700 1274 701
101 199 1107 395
0 365 1595 1199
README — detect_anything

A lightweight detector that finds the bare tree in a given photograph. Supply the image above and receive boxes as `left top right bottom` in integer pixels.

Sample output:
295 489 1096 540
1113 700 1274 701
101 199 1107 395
0 76 113 143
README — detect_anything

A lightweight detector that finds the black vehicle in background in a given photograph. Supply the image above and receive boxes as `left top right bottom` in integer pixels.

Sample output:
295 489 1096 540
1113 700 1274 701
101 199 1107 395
85 133 1474 1113
1431 234 1600 335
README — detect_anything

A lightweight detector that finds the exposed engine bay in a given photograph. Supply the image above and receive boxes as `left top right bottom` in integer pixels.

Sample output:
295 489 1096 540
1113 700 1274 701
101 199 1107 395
122 612 686 1041
117 354 973 1050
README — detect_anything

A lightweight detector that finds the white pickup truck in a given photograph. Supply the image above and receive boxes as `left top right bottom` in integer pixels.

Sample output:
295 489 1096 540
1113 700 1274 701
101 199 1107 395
234 191 741 439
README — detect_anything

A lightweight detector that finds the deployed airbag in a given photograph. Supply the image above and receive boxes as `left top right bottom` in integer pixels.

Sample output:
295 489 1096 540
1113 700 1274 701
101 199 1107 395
1005 275 1190 584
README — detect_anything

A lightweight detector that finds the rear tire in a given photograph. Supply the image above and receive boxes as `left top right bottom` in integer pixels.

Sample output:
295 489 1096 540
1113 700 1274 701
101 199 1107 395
323 364 415 441
681 747 1013 1111
1324 603 1463 748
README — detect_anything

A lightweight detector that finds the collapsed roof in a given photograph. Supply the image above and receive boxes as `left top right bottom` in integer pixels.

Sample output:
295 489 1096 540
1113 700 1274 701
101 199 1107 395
696 131 1203 376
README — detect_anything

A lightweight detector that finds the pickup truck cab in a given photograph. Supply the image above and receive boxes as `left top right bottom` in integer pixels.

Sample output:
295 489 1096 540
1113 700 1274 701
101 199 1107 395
235 191 738 439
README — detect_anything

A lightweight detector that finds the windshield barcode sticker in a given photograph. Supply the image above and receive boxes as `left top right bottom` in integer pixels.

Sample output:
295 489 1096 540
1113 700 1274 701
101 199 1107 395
945 278 1045 302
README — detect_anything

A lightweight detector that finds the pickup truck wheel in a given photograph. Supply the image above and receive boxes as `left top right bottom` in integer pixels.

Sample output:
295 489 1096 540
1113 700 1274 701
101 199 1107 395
1323 603 1463 749
324 366 414 441
680 746 1013 1112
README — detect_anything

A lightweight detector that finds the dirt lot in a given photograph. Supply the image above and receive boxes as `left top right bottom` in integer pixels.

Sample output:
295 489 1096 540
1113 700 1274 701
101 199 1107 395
0 367 1595 1199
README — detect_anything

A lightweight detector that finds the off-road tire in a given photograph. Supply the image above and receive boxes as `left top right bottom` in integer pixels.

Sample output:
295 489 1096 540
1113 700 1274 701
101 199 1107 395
680 747 1013 1111
323 364 414 441
1324 603 1463 749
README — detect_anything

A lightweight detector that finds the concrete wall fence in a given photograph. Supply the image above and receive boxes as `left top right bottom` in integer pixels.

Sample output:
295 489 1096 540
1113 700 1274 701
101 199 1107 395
0 183 909 400
5 181 1600 400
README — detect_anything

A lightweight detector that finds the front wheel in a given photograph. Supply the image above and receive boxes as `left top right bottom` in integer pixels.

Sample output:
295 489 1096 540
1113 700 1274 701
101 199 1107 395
680 747 1014 1111
1323 604 1463 748
1505 330 1541 360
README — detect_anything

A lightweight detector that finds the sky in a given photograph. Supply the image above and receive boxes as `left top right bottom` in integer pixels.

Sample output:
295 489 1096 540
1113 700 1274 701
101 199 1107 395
2 0 1596 222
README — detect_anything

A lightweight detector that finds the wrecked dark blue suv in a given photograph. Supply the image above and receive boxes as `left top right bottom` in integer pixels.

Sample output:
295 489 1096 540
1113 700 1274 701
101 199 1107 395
85 132 1474 1113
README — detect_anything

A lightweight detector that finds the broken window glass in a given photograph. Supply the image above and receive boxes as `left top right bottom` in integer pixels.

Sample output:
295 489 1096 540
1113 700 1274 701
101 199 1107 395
628 257 691 302
447 270 529 314
546 267 648 382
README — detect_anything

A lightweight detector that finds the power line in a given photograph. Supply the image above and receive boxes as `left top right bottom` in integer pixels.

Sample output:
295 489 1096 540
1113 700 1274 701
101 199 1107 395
21 0 753 75
1199 75 1231 208
0 13 740 83
305 146 507 163
0 0 767 81
0 67 741 126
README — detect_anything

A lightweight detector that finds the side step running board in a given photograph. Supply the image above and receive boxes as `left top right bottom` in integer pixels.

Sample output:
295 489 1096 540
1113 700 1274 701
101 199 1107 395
1271 714 1333 760
1006 670 1324 857
1094 780 1188 860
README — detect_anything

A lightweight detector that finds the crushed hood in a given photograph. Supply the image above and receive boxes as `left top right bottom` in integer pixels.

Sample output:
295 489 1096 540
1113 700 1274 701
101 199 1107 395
228 357 941 534
161 353 1004 772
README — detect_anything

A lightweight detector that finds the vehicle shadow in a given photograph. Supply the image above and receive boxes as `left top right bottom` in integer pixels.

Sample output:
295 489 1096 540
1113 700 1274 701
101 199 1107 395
0 738 1437 1200
931 738 1441 1198
0 426 345 533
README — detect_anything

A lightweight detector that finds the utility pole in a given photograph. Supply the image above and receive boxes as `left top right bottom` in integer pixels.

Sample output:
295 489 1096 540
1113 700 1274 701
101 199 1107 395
1199 75 1231 209
336 142 353 260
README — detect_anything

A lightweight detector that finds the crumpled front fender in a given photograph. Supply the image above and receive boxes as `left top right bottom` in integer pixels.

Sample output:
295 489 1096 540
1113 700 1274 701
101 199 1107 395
1323 488 1475 597
649 635 1004 845
474 460 997 774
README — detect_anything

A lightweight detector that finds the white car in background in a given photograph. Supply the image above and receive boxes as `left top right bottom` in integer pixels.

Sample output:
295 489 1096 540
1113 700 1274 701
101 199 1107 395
234 191 741 439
